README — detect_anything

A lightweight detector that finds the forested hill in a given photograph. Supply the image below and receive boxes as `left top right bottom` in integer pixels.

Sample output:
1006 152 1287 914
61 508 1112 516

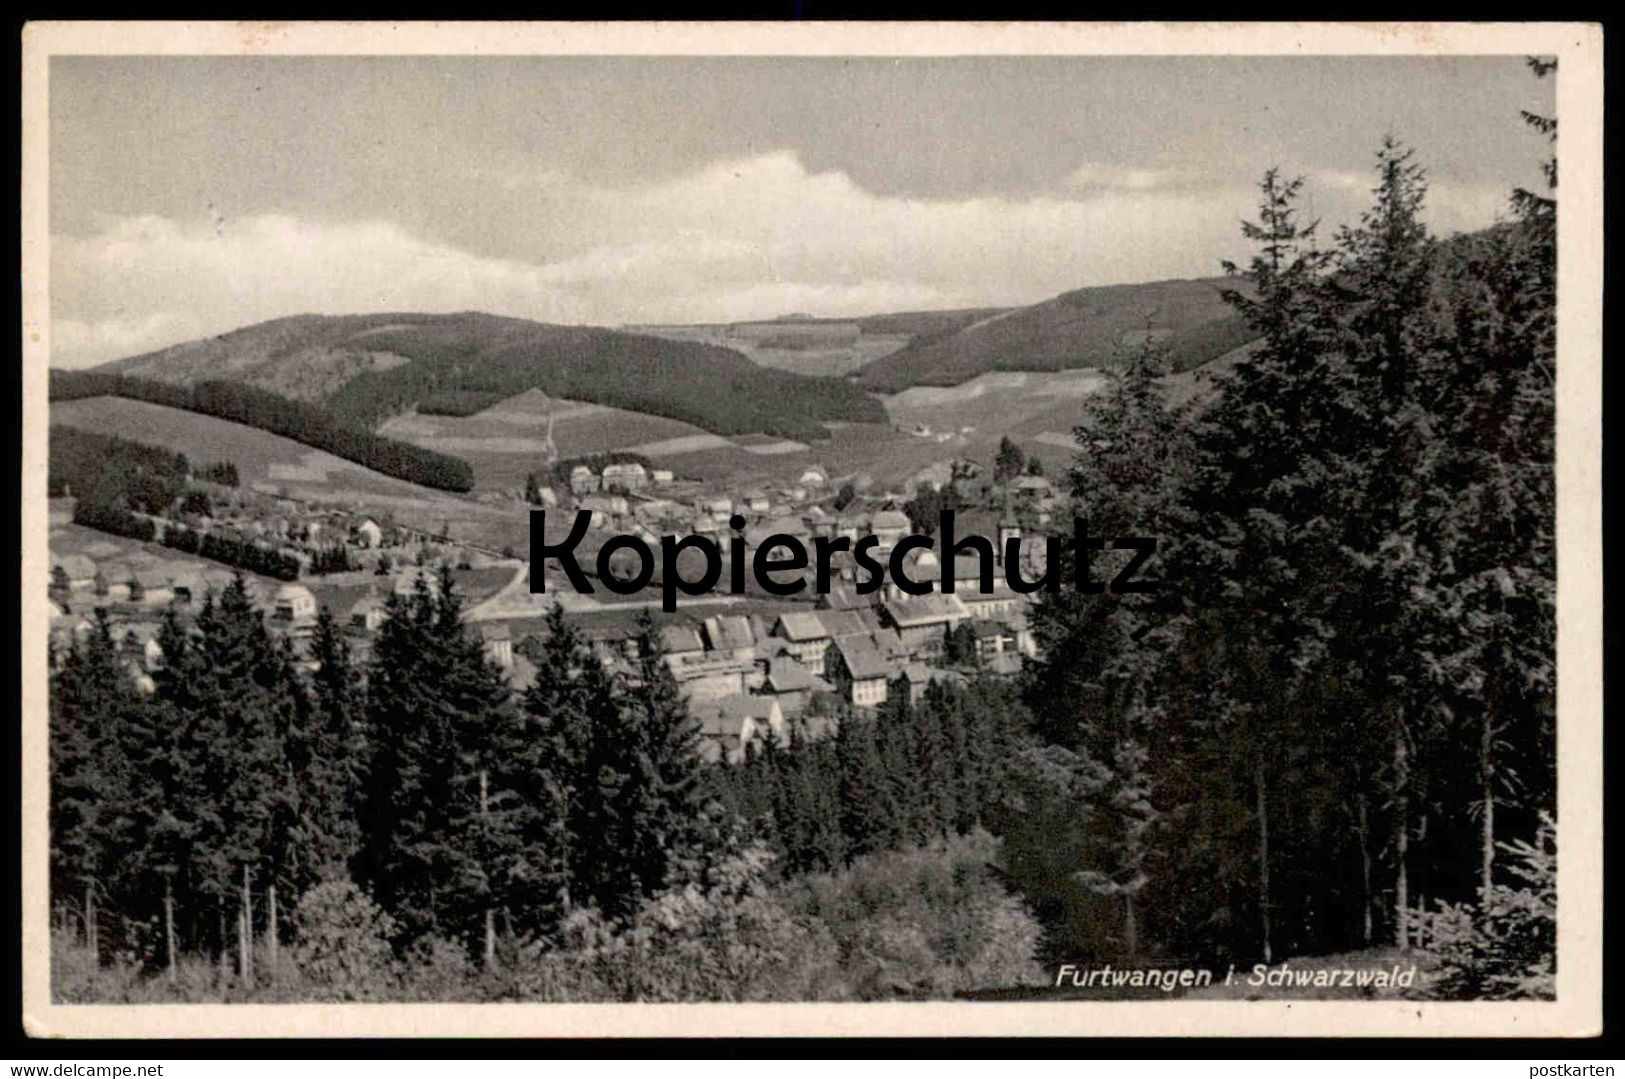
95 311 886 441
850 276 1259 393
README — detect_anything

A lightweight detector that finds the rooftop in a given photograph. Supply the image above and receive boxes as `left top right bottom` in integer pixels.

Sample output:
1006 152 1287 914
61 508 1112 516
832 634 891 681
703 614 755 653
762 655 828 694
883 593 970 628
815 609 869 639
660 624 705 654
775 611 828 641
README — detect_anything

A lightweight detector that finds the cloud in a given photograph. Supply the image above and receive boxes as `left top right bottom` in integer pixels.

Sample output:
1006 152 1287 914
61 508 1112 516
49 152 1517 368
51 214 592 366
1299 167 1515 235
1066 163 1198 192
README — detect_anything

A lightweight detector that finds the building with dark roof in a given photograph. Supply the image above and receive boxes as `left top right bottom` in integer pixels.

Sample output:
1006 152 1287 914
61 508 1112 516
756 653 832 718
825 634 891 709
695 694 785 763
881 593 971 655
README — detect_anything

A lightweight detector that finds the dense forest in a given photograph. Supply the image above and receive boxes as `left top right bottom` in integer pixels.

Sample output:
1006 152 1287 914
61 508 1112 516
1021 93 1557 995
320 319 886 438
414 390 516 417
49 73 1558 1003
49 426 193 514
50 576 1046 1002
48 372 476 492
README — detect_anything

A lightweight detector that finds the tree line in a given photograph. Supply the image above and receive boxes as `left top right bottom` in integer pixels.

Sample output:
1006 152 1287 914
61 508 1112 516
49 372 476 492
712 676 1030 877
159 524 304 582
50 569 753 973
49 426 192 515
1021 81 1555 994
50 567 1052 1001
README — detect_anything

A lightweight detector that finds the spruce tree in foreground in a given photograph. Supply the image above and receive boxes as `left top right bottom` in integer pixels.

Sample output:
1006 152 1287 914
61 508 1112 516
357 568 539 956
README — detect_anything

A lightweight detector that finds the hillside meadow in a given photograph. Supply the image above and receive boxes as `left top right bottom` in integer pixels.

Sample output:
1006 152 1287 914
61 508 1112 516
850 276 1256 393
48 397 527 552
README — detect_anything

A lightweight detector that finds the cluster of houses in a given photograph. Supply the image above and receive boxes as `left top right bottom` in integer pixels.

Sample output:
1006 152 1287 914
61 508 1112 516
50 537 1042 766
53 448 1065 767
48 551 295 693
47 549 486 687
539 460 1063 572
496 533 1043 763
565 460 676 497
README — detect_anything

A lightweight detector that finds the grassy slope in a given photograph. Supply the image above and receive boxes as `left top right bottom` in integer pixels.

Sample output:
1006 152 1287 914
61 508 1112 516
851 276 1258 392
51 396 441 497
378 390 716 491
48 396 530 547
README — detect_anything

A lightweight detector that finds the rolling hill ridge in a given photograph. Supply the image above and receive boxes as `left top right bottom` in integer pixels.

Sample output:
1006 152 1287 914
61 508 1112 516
96 311 886 442
849 276 1258 393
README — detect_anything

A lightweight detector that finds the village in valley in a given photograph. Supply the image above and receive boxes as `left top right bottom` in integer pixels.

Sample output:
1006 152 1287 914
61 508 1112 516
47 429 1065 765
37 42 1573 1012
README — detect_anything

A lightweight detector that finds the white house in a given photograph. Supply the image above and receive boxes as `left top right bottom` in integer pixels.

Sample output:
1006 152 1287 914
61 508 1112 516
771 611 833 675
695 694 786 764
97 563 134 602
272 583 319 623
580 494 630 518
870 510 911 549
569 466 600 495
58 555 98 591
601 462 650 492
353 517 384 549
347 592 389 632
826 634 891 709
478 622 513 669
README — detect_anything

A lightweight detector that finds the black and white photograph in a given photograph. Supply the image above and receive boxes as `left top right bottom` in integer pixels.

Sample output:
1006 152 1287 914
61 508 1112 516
18 21 1603 1039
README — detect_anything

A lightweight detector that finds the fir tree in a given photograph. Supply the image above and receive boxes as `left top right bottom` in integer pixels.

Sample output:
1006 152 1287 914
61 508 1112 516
835 712 899 859
300 609 369 880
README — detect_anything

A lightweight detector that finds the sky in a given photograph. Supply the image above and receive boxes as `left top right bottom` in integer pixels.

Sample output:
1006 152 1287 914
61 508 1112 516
49 55 1554 368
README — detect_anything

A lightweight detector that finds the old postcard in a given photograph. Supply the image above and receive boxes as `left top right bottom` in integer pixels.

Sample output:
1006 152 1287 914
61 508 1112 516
18 21 1604 1039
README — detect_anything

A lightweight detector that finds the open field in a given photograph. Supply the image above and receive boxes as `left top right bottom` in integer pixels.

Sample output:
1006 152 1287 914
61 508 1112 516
626 325 912 378
384 367 1113 494
377 389 712 491
52 396 464 503
884 368 1108 437
49 396 535 554
242 340 1139 497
